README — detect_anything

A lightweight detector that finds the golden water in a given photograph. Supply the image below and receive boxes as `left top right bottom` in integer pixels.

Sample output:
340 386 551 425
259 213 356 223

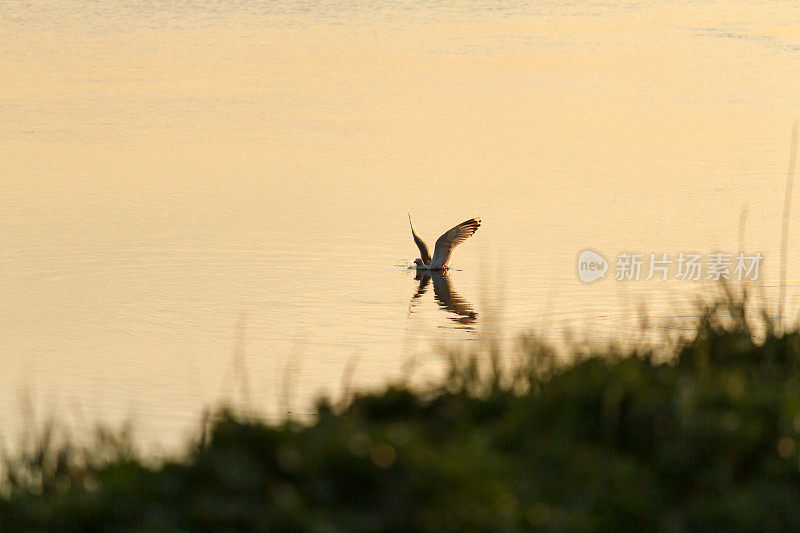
2 1 799 447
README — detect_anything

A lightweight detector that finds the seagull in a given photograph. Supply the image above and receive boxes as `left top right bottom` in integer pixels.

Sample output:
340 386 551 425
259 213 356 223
408 212 481 270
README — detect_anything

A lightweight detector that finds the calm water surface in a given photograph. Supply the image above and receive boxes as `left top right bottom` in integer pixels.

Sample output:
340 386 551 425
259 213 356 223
2 0 800 448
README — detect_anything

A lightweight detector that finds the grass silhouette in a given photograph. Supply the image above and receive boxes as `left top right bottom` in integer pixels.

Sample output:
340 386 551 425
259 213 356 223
1 287 800 530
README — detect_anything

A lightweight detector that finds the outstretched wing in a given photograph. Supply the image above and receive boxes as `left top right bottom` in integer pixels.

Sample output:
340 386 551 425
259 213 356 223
430 218 481 269
408 212 431 265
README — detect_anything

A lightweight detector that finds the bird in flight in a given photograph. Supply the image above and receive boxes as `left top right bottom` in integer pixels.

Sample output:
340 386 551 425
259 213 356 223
408 212 481 270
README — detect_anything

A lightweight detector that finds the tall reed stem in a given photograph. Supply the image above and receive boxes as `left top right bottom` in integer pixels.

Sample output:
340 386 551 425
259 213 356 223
778 121 799 330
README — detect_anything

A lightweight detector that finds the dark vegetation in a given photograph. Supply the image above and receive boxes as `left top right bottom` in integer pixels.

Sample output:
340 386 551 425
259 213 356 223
2 291 800 531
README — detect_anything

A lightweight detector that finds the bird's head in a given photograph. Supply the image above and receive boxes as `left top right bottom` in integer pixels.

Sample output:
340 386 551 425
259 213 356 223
414 258 424 267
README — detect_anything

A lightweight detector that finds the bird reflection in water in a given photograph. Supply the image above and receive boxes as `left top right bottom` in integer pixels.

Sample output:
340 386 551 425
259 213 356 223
409 270 477 327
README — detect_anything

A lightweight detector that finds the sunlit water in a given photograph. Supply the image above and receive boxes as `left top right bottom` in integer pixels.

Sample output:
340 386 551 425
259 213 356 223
2 0 800 449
